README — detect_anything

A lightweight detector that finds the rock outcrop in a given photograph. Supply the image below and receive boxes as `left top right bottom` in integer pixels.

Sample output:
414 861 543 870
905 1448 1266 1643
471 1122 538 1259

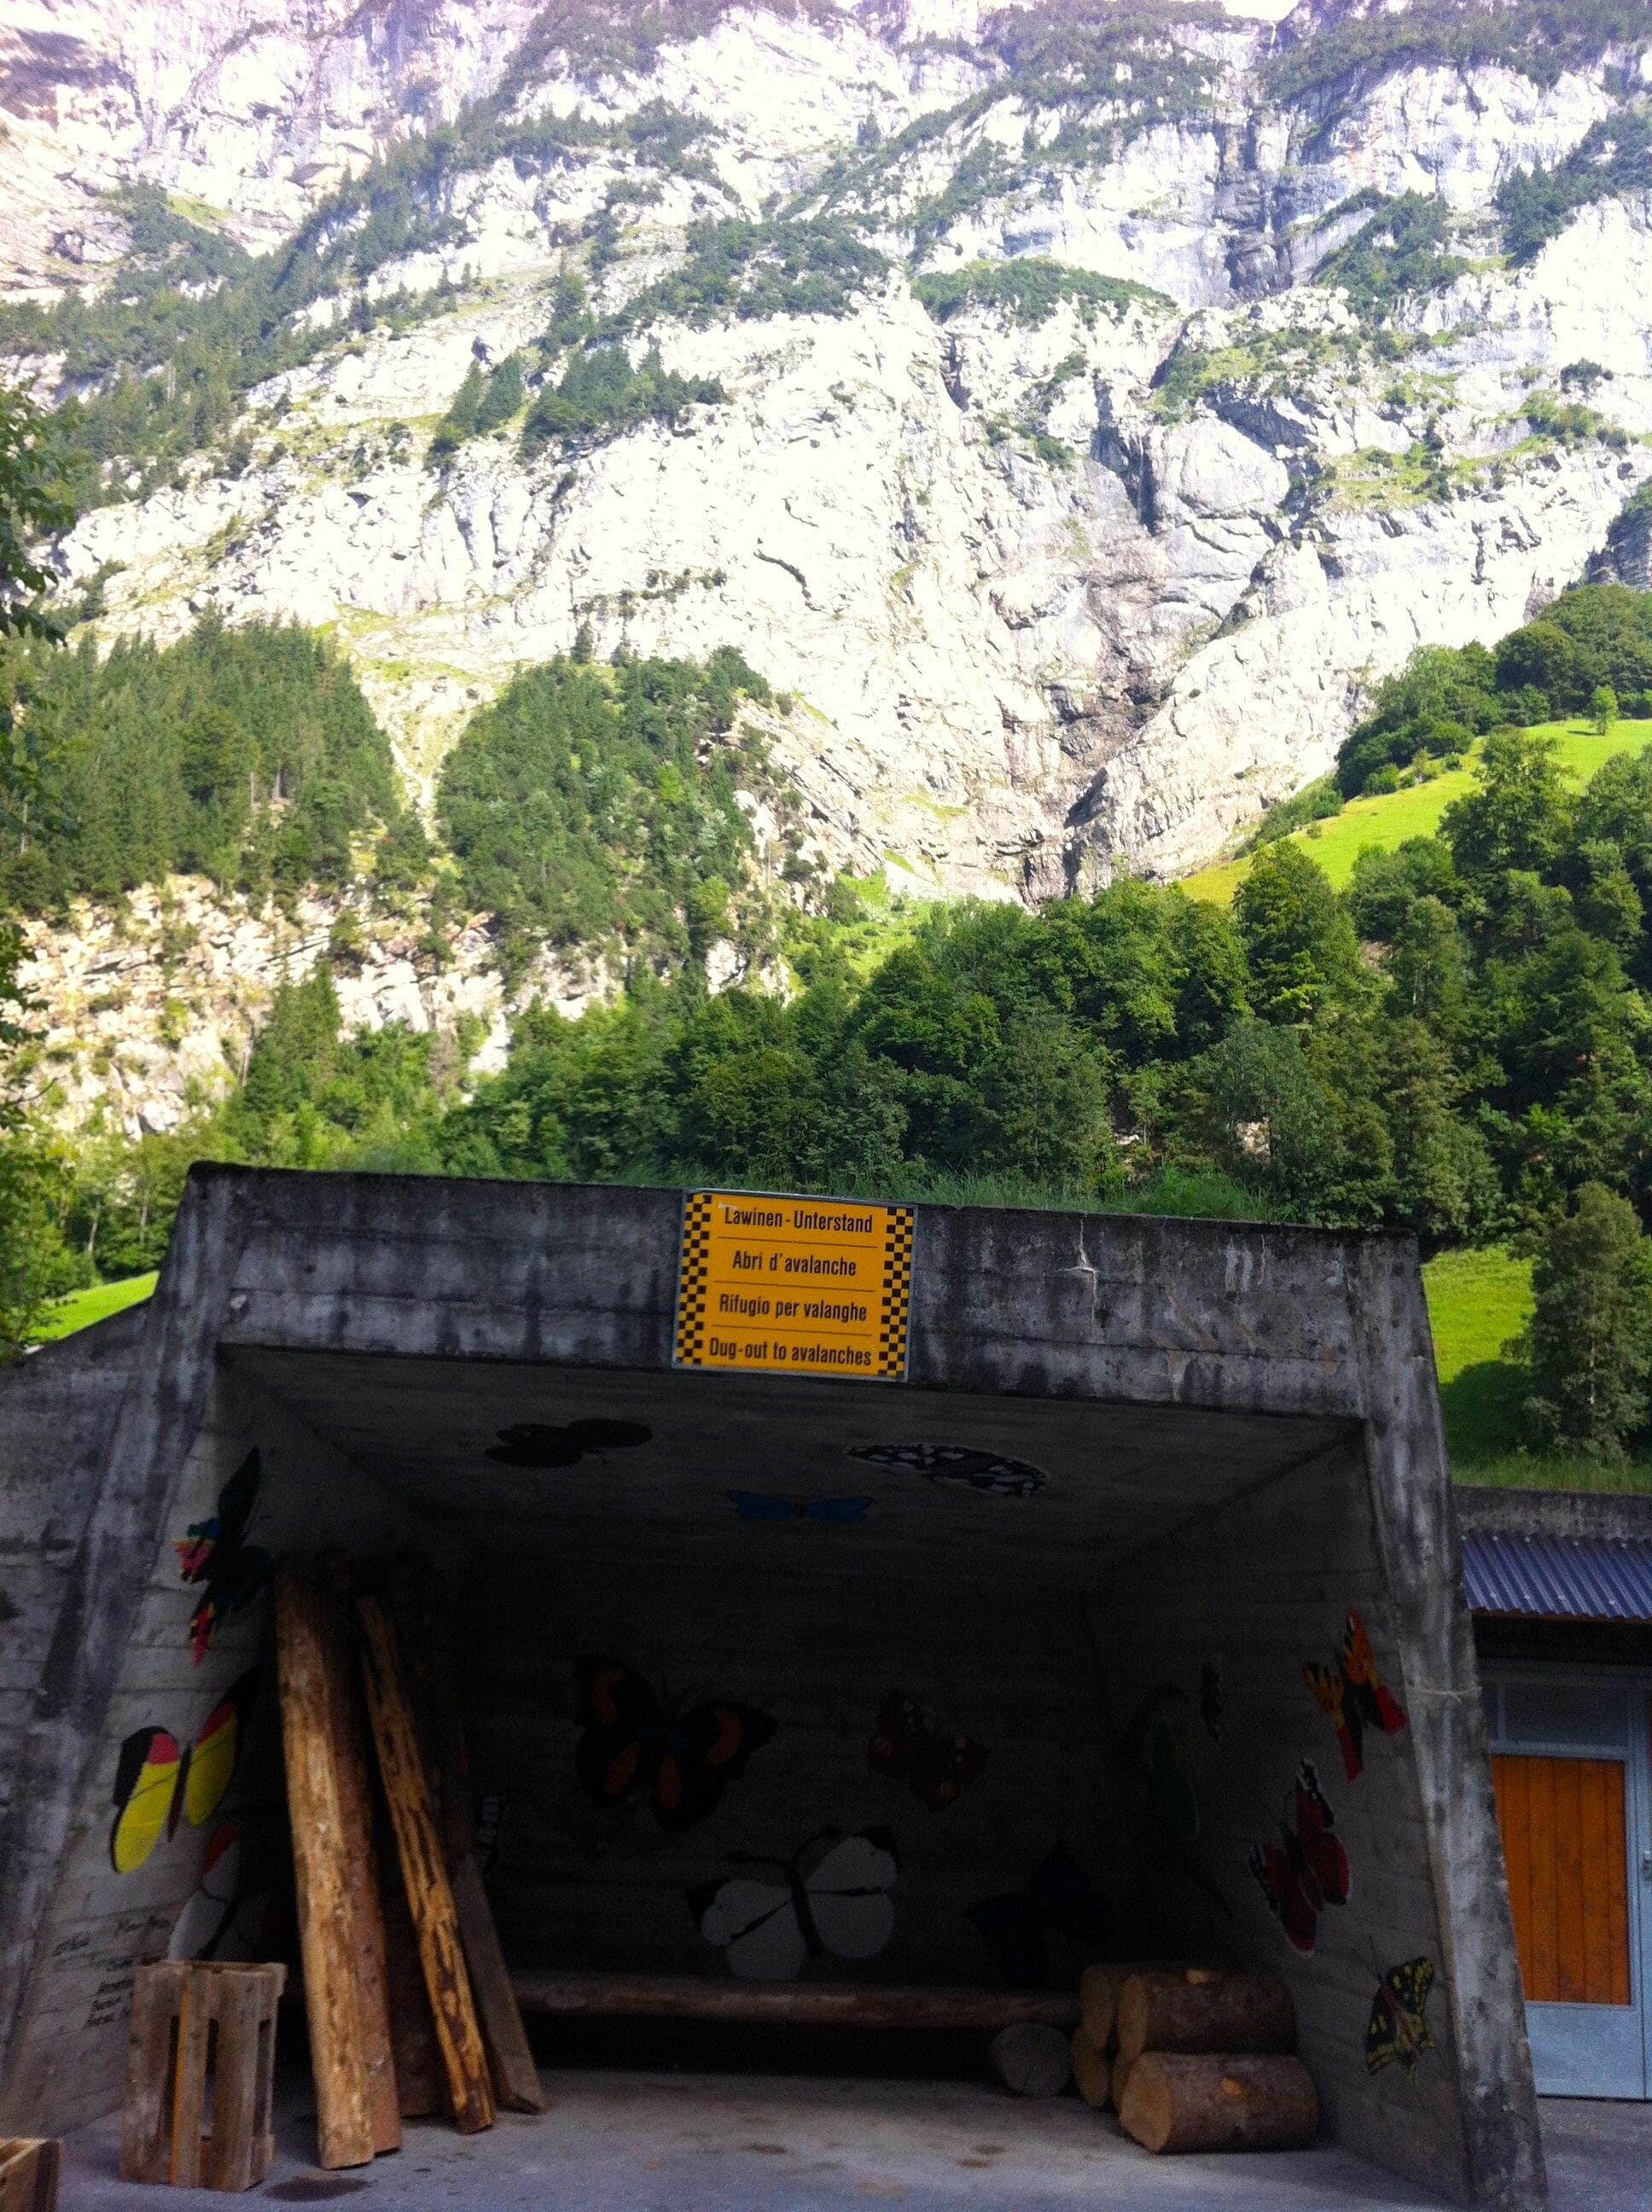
7 0 1652 1130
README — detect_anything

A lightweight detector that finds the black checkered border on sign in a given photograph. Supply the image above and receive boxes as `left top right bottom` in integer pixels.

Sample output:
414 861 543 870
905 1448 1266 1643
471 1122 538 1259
674 1190 715 1365
876 1208 916 1378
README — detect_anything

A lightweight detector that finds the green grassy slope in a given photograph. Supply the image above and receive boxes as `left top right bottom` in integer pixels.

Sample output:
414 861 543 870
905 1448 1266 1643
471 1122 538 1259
1422 1245 1652 1493
32 1273 158 1341
1184 719 1652 908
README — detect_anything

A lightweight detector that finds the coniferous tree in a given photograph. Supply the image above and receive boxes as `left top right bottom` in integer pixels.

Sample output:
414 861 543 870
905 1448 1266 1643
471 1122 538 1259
1521 1183 1652 1458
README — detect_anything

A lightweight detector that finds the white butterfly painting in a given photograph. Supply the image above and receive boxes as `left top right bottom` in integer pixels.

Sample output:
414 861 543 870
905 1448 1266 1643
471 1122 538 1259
691 1828 899 1981
846 1443 1047 1497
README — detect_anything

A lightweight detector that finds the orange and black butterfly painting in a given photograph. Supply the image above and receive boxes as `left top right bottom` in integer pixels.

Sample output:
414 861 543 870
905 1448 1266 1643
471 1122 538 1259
574 1657 777 1833
1303 1609 1408 1781
109 1670 259 1874
173 1450 271 1664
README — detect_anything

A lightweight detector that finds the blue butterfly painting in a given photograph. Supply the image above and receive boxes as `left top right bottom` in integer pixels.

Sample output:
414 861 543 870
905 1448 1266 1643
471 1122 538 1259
969 1842 1114 1986
727 1491 873 1524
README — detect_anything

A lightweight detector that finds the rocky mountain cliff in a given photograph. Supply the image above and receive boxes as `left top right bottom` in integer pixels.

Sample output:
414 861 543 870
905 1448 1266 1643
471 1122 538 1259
8 0 1652 1132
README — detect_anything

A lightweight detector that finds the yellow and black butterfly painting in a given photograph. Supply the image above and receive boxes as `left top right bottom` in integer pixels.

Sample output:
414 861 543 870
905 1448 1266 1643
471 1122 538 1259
1366 1956 1437 2081
574 1657 777 1833
108 1670 259 1875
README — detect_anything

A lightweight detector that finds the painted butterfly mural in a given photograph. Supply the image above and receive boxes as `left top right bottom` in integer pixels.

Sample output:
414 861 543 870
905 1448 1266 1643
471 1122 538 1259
846 1443 1047 1497
488 1418 651 1468
1120 1685 1200 1843
867 1691 986 1809
1248 1760 1352 1955
166 1821 273 1963
1303 1610 1409 1782
174 1451 271 1663
691 1828 899 1981
574 1657 777 1833
728 1492 873 1524
969 1842 1114 1987
110 1670 259 1874
1367 1957 1438 2081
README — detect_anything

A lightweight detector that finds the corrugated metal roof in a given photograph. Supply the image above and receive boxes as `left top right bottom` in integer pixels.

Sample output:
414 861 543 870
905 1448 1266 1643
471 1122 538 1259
1463 1530 1652 1623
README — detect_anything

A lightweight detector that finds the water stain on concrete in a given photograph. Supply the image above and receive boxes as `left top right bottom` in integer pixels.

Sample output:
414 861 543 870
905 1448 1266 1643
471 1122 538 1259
264 2179 373 2202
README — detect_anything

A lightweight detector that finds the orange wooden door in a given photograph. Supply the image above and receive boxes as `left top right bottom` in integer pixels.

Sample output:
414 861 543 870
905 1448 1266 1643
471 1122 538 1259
1492 1753 1632 2006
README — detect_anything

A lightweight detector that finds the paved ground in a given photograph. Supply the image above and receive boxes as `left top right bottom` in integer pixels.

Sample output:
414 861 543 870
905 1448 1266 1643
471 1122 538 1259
1539 2096 1652 2212
60 2066 1451 2210
58 2069 1652 2209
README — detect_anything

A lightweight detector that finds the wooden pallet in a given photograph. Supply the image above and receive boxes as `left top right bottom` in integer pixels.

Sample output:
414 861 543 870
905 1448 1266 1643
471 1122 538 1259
0 2139 61 2212
119 1960 286 2192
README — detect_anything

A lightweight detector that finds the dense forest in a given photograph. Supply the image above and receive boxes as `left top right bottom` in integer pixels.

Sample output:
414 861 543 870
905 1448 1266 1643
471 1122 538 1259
0 619 796 971
1335 579 1652 793
0 617 416 906
2 405 1651 1456
9 624 1652 1448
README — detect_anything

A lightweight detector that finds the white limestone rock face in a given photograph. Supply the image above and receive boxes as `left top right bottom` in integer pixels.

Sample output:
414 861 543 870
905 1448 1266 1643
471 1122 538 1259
12 878 624 1139
10 0 1652 1132
0 0 544 292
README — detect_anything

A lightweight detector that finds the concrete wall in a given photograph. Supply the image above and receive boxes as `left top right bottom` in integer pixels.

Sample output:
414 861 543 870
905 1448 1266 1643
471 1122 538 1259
1104 1437 1469 2200
0 1308 148 1839
0 1365 416 2136
455 1530 1125 1987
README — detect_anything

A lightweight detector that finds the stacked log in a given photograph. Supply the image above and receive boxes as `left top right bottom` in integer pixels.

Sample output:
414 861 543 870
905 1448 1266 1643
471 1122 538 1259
1114 1968 1295 2066
1108 1968 1317 2156
1120 2054 1319 2154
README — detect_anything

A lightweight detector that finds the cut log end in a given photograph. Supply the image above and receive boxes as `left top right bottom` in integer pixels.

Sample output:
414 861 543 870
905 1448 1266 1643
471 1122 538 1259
1078 1961 1195 2055
987 2022 1072 2099
1109 2052 1137 2113
1070 2027 1110 2110
1119 2053 1318 2156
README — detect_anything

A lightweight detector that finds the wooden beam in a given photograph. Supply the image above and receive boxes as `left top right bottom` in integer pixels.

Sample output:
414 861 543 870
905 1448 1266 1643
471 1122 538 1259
512 1970 1079 2030
0 2138 61 2212
387 1557 544 2113
275 1560 376 2171
315 1554 401 2154
356 1593 495 2136
378 1833 444 2118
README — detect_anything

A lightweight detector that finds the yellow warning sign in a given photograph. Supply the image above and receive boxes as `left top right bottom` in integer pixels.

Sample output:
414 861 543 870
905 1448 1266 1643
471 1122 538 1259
674 1190 914 1379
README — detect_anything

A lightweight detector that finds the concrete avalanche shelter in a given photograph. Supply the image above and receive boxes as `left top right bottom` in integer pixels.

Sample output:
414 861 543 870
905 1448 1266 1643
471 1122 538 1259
0 1168 1542 2206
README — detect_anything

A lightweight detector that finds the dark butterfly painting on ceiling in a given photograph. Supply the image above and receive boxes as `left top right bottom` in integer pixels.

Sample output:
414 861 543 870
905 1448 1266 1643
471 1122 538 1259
1367 1957 1437 2082
969 1842 1114 1987
1303 1609 1409 1782
488 1418 651 1468
728 1491 873 1524
846 1443 1047 1497
574 1656 777 1832
173 1451 271 1663
1249 1759 1351 1955
867 1691 986 1808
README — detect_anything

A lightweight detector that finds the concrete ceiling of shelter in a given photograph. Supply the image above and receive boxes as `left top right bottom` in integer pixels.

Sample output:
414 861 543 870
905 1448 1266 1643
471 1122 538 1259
226 1348 1360 1587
